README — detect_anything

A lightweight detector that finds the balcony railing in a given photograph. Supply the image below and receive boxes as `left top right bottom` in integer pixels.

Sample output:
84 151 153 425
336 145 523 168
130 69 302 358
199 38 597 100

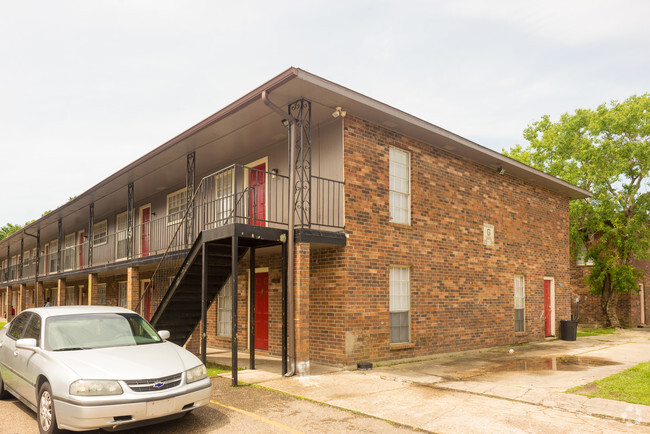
0 164 344 285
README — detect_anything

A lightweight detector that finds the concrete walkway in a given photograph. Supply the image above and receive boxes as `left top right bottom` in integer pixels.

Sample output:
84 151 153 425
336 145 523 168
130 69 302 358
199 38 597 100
208 329 650 433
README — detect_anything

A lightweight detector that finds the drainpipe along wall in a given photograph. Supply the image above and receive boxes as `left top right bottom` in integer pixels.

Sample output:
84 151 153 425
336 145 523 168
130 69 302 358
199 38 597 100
262 90 296 377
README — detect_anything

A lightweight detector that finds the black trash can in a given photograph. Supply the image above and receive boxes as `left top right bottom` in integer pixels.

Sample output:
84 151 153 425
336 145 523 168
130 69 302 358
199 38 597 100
560 320 578 341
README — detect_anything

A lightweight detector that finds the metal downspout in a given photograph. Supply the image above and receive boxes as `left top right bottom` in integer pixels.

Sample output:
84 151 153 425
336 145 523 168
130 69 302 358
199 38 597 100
262 90 297 377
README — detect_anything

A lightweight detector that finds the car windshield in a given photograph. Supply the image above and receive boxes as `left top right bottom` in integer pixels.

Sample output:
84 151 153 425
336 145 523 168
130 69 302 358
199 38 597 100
45 313 162 351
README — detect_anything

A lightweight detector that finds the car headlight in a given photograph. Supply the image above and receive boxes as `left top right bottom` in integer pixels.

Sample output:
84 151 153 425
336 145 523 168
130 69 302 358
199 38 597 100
186 364 207 384
70 380 123 396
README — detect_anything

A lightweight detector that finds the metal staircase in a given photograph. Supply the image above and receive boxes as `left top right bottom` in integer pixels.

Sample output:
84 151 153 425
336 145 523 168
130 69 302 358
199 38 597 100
149 235 248 346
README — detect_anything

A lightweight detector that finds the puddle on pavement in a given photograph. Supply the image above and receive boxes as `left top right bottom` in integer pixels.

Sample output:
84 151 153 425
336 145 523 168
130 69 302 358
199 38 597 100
487 355 620 373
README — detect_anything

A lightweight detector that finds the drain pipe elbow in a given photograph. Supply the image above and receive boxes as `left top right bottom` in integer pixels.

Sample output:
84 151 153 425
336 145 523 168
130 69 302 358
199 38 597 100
262 89 297 377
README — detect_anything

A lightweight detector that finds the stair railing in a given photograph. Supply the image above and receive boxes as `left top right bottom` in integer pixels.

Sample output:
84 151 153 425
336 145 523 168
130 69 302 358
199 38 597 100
134 164 261 321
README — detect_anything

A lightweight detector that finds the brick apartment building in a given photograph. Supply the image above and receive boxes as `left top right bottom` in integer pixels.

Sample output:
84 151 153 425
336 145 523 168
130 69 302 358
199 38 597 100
571 255 648 328
1 68 591 377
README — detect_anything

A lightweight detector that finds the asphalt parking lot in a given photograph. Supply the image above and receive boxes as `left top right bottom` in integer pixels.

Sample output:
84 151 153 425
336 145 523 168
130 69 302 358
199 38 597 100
2 328 649 433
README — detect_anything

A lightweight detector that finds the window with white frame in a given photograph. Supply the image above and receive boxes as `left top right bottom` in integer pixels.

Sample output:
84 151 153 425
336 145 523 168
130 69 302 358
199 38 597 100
514 275 525 332
576 242 594 266
49 240 58 273
66 286 75 306
118 281 127 308
64 233 76 270
116 212 128 260
217 278 232 337
167 188 187 225
93 220 108 246
389 147 410 225
96 283 107 305
22 250 31 267
215 169 234 225
390 266 411 343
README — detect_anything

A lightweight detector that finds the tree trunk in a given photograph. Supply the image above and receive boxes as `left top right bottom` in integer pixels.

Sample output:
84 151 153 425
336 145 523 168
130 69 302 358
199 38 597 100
600 274 612 327
606 290 621 328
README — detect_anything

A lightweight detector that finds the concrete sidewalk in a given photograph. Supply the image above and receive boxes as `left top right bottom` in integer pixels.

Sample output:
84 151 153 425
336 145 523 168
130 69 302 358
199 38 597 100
209 329 650 433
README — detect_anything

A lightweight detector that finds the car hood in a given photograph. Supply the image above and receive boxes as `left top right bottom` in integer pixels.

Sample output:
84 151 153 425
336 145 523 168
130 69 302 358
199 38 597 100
52 342 200 380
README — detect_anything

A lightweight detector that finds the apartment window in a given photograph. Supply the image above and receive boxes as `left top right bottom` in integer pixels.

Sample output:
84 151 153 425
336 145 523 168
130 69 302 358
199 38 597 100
22 250 31 267
217 278 232 337
95 283 107 305
389 147 410 225
93 220 108 246
116 212 128 260
389 266 411 343
167 188 187 225
576 242 594 266
49 240 59 273
66 286 75 306
64 233 76 271
215 169 234 225
118 281 127 308
514 275 525 332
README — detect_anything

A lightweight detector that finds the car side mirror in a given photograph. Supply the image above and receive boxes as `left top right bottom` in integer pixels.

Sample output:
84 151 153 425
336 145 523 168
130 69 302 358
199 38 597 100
158 330 170 341
16 338 39 351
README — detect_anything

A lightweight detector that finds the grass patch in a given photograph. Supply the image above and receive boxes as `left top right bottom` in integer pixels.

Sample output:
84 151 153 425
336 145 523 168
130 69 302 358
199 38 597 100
576 328 616 337
569 361 650 405
0 322 6 329
206 362 234 377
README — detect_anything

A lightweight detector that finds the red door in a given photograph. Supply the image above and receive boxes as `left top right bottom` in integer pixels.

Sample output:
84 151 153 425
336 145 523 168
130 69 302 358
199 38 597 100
249 163 266 226
544 280 552 337
254 272 269 350
141 207 151 257
78 231 85 269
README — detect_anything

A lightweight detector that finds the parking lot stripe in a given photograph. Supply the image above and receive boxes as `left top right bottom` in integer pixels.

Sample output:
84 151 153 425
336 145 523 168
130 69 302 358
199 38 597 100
210 399 303 433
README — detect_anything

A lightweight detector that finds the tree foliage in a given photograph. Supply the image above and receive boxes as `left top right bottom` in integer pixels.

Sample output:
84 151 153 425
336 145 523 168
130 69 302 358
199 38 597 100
505 94 650 327
0 223 23 241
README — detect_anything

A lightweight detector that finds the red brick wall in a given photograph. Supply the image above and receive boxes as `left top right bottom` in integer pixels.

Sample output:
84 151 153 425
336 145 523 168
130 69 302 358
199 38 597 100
337 115 573 366
571 259 649 327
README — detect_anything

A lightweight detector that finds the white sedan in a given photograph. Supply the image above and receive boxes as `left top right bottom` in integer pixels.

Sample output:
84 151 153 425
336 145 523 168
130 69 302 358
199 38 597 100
0 306 211 433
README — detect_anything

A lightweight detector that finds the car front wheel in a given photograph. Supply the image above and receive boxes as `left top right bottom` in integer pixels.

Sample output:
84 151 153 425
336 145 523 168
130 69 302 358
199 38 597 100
38 382 60 434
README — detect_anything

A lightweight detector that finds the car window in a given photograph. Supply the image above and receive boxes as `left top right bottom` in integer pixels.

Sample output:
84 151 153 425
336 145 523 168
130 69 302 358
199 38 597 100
23 314 42 346
8 313 31 340
45 313 162 351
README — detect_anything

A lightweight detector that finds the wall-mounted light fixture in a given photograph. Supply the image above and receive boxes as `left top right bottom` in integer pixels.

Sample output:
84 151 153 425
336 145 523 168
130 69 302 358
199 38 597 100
151 212 157 216
332 106 346 118
271 168 279 179
497 166 506 176
281 119 289 128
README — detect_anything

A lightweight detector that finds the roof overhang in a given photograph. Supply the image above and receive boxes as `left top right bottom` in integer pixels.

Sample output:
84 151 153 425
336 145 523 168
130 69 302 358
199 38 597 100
2 67 590 247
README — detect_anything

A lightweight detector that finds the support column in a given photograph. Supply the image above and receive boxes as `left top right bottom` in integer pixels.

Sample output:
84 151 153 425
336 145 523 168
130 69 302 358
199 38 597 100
231 235 238 386
294 242 310 376
36 281 44 307
18 284 25 313
88 273 98 305
186 152 195 245
3 287 9 319
88 203 94 267
127 183 134 260
57 279 66 306
126 267 140 311
249 246 256 370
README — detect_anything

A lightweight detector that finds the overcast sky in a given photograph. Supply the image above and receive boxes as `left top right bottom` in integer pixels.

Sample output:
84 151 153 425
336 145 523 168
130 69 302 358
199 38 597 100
1 0 649 225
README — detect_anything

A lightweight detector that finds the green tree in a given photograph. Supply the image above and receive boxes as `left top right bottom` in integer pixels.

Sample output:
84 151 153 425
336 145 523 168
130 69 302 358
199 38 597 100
0 223 24 241
505 94 650 327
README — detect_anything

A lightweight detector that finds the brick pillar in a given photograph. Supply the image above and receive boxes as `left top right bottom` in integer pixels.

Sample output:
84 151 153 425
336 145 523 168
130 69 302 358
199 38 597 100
36 282 44 307
88 273 98 305
57 279 66 306
127 267 140 311
294 242 311 376
18 284 25 313
3 287 8 319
